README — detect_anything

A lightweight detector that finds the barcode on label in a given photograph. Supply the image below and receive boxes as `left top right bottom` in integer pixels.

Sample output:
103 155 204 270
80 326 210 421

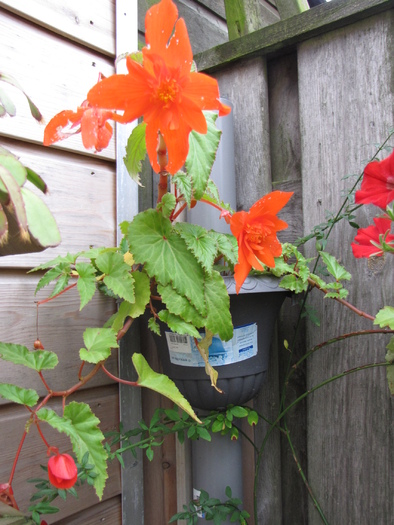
168 334 188 344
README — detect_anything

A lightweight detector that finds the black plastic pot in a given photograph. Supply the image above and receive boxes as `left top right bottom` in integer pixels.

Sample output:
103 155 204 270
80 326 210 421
153 275 289 410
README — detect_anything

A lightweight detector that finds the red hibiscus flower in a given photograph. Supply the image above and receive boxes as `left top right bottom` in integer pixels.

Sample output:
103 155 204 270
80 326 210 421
87 0 230 174
47 453 78 490
355 149 394 209
229 191 293 293
44 101 114 152
351 217 394 258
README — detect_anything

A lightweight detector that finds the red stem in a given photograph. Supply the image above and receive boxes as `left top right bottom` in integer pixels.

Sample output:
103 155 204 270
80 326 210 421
37 281 78 306
101 363 139 387
8 430 28 488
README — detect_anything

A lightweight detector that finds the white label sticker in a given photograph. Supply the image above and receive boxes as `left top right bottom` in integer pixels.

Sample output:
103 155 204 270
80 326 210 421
165 323 258 367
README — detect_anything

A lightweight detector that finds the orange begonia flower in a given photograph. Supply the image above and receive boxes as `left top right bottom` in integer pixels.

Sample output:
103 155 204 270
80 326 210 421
44 102 114 152
87 0 230 174
229 191 293 293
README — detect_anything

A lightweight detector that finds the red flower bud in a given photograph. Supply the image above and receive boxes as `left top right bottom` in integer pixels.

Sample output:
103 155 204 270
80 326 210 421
34 339 45 350
48 453 78 490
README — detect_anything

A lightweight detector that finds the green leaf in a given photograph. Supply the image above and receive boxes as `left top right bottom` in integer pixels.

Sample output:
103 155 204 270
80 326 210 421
158 310 201 339
158 192 176 219
229 406 248 418
0 164 27 233
279 274 308 293
175 223 218 274
25 166 47 193
132 353 200 422
0 86 16 116
0 342 58 371
79 327 119 364
123 122 146 185
34 263 71 295
374 306 394 329
0 205 7 243
0 151 27 189
319 251 351 281
30 252 79 272
109 271 151 332
0 383 39 406
172 170 192 207
158 283 205 327
385 336 394 395
186 111 221 199
204 271 233 341
0 72 42 121
37 402 108 499
21 187 60 248
75 262 97 310
128 209 206 315
96 251 135 303
148 317 160 335
214 232 238 265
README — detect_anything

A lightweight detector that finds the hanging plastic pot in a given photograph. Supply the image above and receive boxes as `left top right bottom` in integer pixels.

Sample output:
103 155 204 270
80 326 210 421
153 274 289 410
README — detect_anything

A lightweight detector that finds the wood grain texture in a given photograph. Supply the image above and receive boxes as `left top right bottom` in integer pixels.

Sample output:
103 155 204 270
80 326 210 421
54 495 122 525
0 270 117 403
213 57 272 211
0 8 115 159
195 0 394 72
0 385 120 520
298 11 394 524
0 0 116 57
0 139 116 269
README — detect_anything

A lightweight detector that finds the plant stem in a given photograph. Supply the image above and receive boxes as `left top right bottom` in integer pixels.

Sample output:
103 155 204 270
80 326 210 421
36 281 78 306
101 364 139 387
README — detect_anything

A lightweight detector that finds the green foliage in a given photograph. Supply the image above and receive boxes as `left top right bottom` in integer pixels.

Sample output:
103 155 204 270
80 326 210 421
132 353 200 422
0 342 58 371
123 121 147 185
79 327 118 364
374 306 394 329
0 383 39 407
37 402 108 500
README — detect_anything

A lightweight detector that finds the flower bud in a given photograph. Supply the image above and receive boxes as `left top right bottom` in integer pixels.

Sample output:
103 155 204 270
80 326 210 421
48 453 78 489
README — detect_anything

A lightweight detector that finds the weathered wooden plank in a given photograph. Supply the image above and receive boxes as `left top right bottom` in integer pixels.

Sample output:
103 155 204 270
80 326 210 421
213 58 271 210
0 385 121 520
224 0 279 39
0 139 116 268
0 270 117 403
54 495 122 525
275 0 309 19
0 0 116 57
195 0 394 72
0 8 115 159
298 11 394 524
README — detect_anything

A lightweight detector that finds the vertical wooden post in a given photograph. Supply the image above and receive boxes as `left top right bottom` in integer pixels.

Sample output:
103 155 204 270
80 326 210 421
224 0 279 39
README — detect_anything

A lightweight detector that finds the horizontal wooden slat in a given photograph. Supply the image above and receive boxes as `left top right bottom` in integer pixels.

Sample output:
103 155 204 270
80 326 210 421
0 270 118 403
0 385 121 520
0 0 116 57
195 0 394 71
0 8 115 159
0 139 116 268
54 495 122 525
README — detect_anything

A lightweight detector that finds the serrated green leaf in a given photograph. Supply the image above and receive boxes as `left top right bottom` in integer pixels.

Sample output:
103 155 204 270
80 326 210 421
158 192 176 219
175 223 217 274
204 271 232 341
319 251 351 281
0 342 58 371
148 317 161 335
109 271 151 332
30 252 79 272
157 283 205 327
34 263 71 294
279 274 308 293
158 310 201 339
75 262 97 310
132 353 200 422
0 383 39 406
96 251 135 303
186 112 221 199
79 327 118 364
214 232 238 265
123 122 146 185
37 402 108 498
374 306 394 329
128 209 206 315
172 170 192 207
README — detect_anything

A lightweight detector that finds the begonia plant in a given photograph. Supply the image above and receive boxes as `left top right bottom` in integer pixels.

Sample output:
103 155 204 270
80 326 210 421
0 0 393 523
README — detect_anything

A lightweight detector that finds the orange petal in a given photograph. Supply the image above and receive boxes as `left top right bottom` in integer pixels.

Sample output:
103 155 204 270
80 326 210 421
80 109 99 150
145 0 178 53
250 191 293 217
179 98 207 134
234 248 252 294
161 123 191 174
145 124 160 173
183 72 222 110
165 18 193 71
43 108 84 145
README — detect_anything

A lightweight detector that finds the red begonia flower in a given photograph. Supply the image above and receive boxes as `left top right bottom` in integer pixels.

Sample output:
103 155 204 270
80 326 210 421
44 103 114 152
87 0 230 174
351 217 394 258
230 191 293 293
47 453 78 490
355 149 394 209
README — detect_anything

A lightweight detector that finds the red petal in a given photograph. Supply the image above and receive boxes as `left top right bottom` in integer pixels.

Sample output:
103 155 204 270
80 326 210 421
145 0 178 53
43 108 84 145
